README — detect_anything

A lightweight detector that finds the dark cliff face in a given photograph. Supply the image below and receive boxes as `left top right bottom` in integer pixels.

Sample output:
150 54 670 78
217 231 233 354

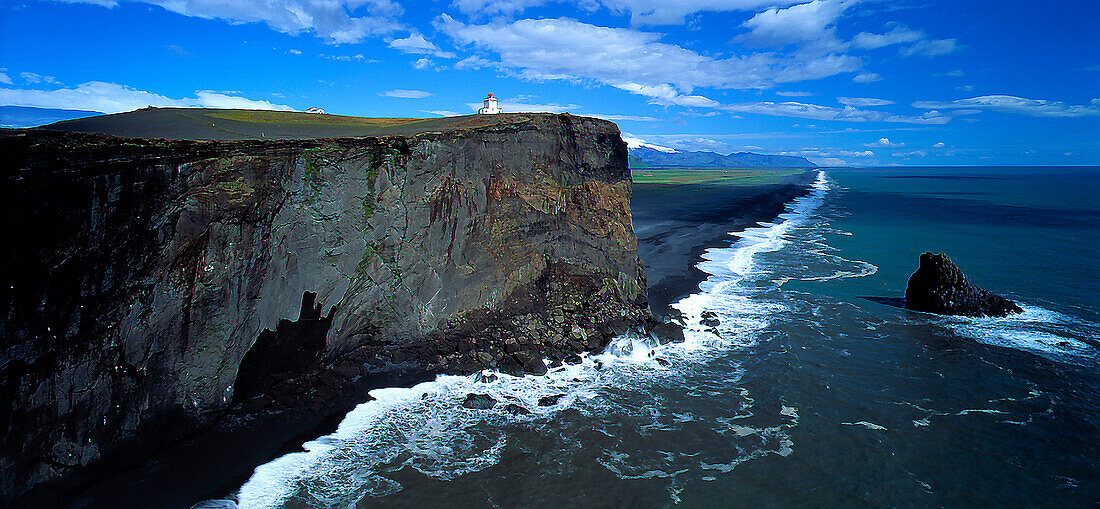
0 114 649 499
905 252 1022 317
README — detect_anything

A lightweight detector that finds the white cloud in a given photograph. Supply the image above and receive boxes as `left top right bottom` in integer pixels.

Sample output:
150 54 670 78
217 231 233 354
612 82 720 108
389 32 456 58
932 142 946 148
59 0 405 43
851 25 923 49
893 150 927 158
837 96 893 107
288 49 302 55
853 72 881 83
319 53 374 62
864 137 903 147
945 70 964 77
738 0 855 51
912 95 1100 118
721 101 946 124
621 134 678 152
413 58 438 70
437 15 862 98
381 89 432 98
450 0 558 17
776 91 814 97
19 72 60 85
450 0 799 26
53 0 118 6
0 72 11 85
0 81 293 113
464 98 580 113
901 38 957 57
426 110 463 116
605 0 801 25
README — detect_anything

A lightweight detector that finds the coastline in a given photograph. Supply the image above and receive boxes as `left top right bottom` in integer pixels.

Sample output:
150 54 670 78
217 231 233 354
15 167 821 509
632 169 820 315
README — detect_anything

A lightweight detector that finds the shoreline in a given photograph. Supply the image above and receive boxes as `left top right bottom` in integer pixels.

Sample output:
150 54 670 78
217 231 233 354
16 168 820 509
633 169 820 316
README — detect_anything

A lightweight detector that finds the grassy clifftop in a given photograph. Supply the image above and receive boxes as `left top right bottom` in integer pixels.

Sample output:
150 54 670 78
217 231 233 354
36 107 537 140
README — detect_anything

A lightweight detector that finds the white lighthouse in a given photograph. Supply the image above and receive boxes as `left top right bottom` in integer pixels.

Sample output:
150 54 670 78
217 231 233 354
477 93 500 114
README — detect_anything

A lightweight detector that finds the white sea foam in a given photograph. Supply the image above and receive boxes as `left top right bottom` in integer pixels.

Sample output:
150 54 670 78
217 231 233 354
937 304 1098 363
229 172 832 509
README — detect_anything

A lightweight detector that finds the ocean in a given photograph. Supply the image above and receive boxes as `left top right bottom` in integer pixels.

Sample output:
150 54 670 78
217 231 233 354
210 167 1098 508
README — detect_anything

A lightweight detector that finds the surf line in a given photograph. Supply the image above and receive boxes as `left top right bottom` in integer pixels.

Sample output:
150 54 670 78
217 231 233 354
225 171 831 509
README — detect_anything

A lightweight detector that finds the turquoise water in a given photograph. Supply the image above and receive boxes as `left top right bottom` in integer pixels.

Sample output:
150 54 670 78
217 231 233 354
214 167 1098 508
800 167 1099 323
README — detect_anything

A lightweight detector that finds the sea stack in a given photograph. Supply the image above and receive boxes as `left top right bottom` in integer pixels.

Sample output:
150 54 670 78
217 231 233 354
905 252 1023 317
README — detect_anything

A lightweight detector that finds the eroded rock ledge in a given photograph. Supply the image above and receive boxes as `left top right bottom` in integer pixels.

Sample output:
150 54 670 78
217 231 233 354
0 113 653 500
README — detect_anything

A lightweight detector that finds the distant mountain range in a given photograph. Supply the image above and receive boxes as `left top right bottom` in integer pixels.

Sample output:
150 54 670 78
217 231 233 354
629 146 815 168
0 106 104 128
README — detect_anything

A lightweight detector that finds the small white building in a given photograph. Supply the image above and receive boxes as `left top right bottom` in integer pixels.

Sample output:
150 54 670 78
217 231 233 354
477 93 500 114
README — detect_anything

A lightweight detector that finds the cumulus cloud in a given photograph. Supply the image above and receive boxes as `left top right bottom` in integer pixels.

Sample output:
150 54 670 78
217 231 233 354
738 0 855 51
0 81 293 113
837 96 893 107
381 89 431 98
437 15 861 98
389 32 456 58
413 58 440 70
776 91 814 97
912 95 1100 118
932 142 946 148
863 137 903 147
57 0 405 43
612 82 720 108
0 72 12 85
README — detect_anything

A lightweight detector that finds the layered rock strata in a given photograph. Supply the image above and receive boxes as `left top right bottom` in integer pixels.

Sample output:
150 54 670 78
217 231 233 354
0 113 651 499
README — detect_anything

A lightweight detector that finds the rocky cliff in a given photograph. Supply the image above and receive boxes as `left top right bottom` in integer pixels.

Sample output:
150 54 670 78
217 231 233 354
0 113 651 500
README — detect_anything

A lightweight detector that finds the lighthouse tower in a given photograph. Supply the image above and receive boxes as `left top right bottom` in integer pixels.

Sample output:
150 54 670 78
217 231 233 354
477 93 500 114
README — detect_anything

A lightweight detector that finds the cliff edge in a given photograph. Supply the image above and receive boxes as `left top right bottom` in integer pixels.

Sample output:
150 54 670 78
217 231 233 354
0 113 650 500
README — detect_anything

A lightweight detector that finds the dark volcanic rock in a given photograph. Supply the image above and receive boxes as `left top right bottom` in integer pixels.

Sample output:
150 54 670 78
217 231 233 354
905 252 1023 317
461 394 498 410
538 394 564 406
700 311 721 327
0 113 651 501
503 403 531 415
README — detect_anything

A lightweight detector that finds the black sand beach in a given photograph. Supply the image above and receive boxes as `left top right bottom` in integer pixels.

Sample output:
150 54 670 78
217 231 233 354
632 169 819 315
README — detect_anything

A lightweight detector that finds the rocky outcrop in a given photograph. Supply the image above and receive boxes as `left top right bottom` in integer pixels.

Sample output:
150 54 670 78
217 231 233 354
905 252 1022 317
0 113 651 500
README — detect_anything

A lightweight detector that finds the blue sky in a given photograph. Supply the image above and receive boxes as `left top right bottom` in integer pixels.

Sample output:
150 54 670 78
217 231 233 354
1 0 1097 165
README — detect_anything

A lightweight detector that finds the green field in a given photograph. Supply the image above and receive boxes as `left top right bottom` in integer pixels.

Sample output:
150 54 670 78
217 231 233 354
38 107 538 140
631 168 806 186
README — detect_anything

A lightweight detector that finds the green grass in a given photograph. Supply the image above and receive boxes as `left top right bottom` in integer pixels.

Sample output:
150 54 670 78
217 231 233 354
205 109 425 127
631 168 804 186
